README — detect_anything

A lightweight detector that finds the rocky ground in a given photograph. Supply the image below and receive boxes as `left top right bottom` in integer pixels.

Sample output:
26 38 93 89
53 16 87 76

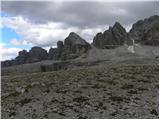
1 64 159 119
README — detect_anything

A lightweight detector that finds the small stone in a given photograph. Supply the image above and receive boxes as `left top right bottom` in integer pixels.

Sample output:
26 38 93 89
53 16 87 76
31 82 40 86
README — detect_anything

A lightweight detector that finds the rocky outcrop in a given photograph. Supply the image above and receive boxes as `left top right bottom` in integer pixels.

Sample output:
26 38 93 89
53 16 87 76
18 50 29 58
129 15 159 46
2 50 30 67
1 60 13 67
93 22 127 49
64 32 91 54
29 47 48 62
57 41 64 49
2 15 158 67
1 33 91 67
48 33 91 61
15 50 30 64
48 41 64 60
48 48 56 60
62 32 91 60
2 47 49 67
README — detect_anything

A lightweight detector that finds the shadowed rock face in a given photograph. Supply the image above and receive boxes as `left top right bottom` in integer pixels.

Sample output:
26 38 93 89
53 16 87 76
1 60 13 67
29 47 48 62
64 32 91 54
129 15 159 46
93 22 127 49
48 48 57 60
61 32 91 60
18 50 29 58
2 50 30 67
15 50 30 64
48 41 64 60
57 41 64 49
1 47 49 67
48 34 91 61
1 15 159 67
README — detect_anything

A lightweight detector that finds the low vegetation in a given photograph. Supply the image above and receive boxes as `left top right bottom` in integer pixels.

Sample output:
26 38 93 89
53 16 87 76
1 64 159 119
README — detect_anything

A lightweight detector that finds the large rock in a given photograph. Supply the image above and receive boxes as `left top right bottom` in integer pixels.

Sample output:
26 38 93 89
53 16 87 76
48 41 64 60
64 32 91 56
2 47 49 67
18 50 29 58
48 48 56 60
129 15 159 46
29 47 48 62
93 22 127 49
57 41 64 49
15 50 30 64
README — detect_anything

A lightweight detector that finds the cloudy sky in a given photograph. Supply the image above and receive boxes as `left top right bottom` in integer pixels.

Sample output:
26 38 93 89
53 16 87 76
1 0 159 61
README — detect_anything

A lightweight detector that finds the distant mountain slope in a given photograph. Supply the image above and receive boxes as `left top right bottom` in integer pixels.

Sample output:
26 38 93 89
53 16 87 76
129 15 159 46
92 22 128 49
1 15 159 67
92 15 159 49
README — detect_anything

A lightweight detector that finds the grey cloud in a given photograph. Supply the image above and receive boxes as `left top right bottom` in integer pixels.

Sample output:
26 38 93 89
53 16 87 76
2 1 159 28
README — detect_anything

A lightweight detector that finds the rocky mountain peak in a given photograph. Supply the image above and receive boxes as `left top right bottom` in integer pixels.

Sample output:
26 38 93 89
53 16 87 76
65 32 88 46
57 41 64 49
113 22 126 33
1 15 158 67
93 22 127 49
129 15 159 46
61 32 91 60
113 22 122 28
69 32 78 36
29 46 48 61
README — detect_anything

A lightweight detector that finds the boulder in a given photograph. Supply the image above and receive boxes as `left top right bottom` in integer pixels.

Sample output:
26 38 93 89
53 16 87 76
129 15 159 46
93 22 127 49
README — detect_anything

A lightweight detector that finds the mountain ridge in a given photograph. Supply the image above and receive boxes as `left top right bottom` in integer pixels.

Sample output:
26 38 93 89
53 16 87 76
1 15 159 67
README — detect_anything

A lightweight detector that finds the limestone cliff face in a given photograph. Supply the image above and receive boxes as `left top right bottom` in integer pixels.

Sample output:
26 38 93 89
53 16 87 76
1 15 159 67
64 32 91 55
93 15 159 48
29 47 48 62
93 22 127 49
48 33 91 60
61 32 91 60
48 41 64 60
129 15 159 46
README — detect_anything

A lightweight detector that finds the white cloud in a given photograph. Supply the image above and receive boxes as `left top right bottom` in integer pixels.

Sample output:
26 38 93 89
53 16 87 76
80 26 108 43
125 24 132 32
2 16 79 47
0 43 22 61
10 38 28 46
2 16 107 47
110 8 128 16
1 16 108 60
